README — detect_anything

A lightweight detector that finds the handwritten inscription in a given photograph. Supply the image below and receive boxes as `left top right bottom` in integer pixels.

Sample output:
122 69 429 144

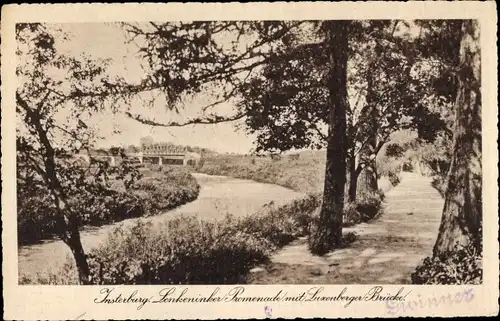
94 286 411 310
385 288 474 316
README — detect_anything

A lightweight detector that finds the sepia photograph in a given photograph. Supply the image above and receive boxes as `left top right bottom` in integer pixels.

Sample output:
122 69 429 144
2 2 498 320
15 18 483 286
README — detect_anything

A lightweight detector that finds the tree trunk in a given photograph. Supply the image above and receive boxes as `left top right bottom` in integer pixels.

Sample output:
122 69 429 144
66 217 91 284
48 170 91 285
357 159 379 198
346 156 357 202
310 21 349 255
356 57 379 198
433 20 482 256
18 95 91 284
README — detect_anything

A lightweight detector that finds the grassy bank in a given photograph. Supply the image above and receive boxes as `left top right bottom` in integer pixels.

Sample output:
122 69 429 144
196 151 326 193
20 190 384 285
197 151 398 194
19 194 321 285
18 166 200 245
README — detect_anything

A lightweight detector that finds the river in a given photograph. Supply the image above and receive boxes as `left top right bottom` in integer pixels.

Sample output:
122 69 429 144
18 173 304 280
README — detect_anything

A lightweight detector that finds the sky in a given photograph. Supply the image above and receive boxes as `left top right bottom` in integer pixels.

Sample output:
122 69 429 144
53 23 256 154
48 21 421 154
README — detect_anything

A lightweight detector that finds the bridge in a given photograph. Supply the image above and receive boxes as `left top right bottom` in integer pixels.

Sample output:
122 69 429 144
75 144 201 167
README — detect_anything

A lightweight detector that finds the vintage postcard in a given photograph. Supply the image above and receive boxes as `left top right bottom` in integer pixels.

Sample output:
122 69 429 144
1 1 498 320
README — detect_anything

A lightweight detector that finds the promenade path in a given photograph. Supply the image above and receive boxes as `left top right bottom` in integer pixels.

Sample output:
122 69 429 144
248 172 444 284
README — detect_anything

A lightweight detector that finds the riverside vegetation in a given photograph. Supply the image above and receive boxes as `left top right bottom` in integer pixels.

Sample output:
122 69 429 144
18 166 200 245
20 151 388 285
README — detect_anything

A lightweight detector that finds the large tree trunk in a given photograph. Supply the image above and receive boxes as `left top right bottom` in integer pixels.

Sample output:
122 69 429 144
310 21 349 255
53 193 91 285
66 217 91 284
433 20 482 256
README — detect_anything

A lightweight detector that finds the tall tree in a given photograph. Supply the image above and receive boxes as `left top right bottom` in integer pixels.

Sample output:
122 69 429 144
433 20 482 255
308 21 350 253
119 20 454 254
16 23 139 283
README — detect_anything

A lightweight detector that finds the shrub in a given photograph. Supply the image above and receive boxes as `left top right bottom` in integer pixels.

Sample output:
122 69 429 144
17 189 58 244
17 166 200 245
411 241 482 285
431 176 447 197
344 192 384 227
388 171 402 187
307 227 360 252
237 193 321 247
343 203 364 227
86 217 273 284
340 231 359 248
280 193 322 236
377 150 403 188
24 191 322 285
355 193 383 221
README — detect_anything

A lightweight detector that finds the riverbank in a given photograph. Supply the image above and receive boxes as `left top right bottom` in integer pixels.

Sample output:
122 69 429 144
18 173 304 283
18 166 200 245
195 152 394 195
195 152 325 193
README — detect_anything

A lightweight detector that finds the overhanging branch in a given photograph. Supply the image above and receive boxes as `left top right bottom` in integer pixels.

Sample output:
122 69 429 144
125 111 246 127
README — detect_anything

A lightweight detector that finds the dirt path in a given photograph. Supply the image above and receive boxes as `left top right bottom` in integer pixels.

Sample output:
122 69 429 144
247 172 444 284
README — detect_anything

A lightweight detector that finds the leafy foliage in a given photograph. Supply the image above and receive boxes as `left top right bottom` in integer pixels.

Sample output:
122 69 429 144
411 240 482 285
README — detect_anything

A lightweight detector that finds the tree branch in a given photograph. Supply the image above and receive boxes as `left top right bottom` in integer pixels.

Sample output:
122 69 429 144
125 111 246 127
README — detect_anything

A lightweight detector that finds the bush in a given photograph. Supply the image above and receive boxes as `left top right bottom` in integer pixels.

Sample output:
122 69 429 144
343 192 384 227
307 228 360 251
355 193 383 221
388 171 402 187
343 203 364 227
84 217 273 284
411 241 482 285
378 159 402 188
431 176 447 197
130 169 200 212
86 216 276 284
17 166 200 245
238 194 321 248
